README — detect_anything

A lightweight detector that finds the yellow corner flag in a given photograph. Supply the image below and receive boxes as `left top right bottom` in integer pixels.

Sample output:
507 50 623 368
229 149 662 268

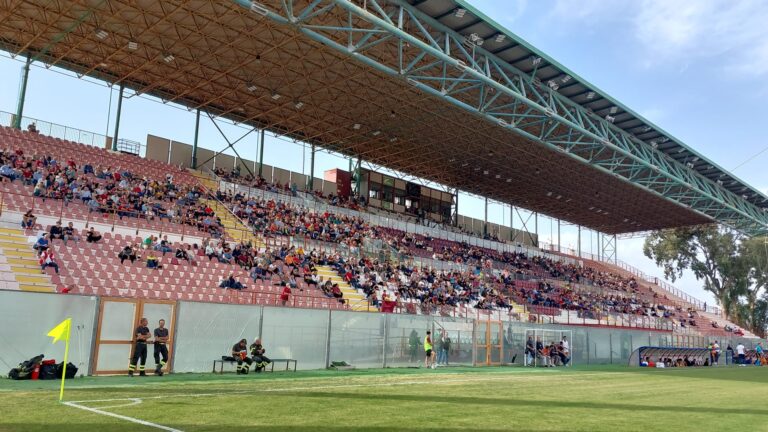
47 318 72 402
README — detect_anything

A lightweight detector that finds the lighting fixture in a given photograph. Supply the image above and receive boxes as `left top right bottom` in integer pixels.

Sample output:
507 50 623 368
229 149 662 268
372 130 381 136
389 137 397 143
531 56 542 66
605 115 615 123
95 29 109 40
495 33 506 43
548 80 559 90
271 92 281 100
495 174 501 179
353 124 361 130
483 170 488 175
127 40 138 50
162 53 175 63
294 101 304 109
506 178 512 183
250 1 269 15
561 75 572 84
247 83 258 92
586 91 596 99
546 191 553 197
454 8 466 18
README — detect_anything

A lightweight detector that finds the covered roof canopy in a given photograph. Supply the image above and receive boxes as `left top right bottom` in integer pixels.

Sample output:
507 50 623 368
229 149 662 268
1 0 765 235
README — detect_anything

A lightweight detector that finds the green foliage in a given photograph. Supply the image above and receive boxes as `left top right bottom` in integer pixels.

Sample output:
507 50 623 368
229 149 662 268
643 225 767 336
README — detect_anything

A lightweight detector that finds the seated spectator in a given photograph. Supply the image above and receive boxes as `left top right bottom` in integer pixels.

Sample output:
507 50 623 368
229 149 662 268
155 235 172 255
146 251 161 269
86 227 102 243
175 246 189 262
39 249 59 274
21 210 36 229
33 233 50 252
49 221 65 241
142 234 156 250
62 222 79 244
0 162 18 181
118 244 138 264
219 274 244 290
27 122 38 133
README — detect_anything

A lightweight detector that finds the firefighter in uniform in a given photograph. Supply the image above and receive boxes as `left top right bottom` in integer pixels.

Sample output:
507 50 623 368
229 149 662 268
249 338 272 372
232 339 253 374
153 319 170 376
128 318 151 376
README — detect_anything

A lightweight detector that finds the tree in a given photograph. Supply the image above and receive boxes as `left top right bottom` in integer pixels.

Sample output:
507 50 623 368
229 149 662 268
643 225 747 320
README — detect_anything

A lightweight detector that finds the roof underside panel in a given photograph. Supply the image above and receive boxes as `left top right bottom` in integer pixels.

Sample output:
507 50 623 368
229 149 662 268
0 0 761 234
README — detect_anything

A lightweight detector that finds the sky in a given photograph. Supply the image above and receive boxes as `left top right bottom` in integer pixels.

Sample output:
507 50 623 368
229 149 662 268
3 0 768 308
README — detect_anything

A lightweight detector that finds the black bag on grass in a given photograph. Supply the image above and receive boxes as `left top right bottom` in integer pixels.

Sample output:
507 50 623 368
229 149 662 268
39 364 58 380
55 362 78 379
7 354 44 380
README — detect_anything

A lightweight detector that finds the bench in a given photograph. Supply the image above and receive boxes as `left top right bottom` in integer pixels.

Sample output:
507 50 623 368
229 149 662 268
269 358 298 372
212 357 297 374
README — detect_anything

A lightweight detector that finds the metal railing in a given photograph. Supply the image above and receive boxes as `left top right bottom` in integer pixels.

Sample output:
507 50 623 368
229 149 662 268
0 110 118 152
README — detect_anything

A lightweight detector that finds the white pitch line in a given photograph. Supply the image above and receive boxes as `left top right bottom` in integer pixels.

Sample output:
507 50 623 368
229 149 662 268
63 401 182 432
63 370 619 432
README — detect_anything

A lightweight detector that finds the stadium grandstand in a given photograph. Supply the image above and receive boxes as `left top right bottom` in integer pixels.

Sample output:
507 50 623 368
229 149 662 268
0 1 766 431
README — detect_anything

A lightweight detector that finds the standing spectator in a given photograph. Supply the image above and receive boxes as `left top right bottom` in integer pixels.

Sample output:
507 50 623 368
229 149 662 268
525 336 535 367
86 227 102 243
712 341 721 366
280 283 292 306
440 334 451 366
39 249 59 274
736 342 746 366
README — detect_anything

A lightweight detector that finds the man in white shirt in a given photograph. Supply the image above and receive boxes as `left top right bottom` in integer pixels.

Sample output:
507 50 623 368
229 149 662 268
736 343 746 366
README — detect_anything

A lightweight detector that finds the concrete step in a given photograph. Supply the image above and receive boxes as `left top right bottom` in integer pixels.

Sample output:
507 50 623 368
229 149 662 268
1 249 37 259
5 257 40 266
19 283 55 293
15 274 51 283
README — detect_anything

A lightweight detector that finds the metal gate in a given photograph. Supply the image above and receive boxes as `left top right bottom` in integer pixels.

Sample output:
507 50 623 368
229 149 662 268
93 298 176 375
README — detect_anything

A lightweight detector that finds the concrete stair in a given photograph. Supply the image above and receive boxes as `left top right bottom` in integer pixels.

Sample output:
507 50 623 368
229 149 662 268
190 170 264 248
0 226 55 292
316 265 370 312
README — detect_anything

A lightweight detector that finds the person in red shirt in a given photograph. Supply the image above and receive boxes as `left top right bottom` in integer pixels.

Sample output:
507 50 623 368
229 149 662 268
280 283 292 306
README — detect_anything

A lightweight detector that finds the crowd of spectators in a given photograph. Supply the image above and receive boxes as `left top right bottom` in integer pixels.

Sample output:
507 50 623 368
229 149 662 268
1 148 224 236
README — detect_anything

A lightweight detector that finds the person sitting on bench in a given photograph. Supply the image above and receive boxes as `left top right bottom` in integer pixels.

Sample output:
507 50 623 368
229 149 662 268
232 339 253 375
250 338 272 372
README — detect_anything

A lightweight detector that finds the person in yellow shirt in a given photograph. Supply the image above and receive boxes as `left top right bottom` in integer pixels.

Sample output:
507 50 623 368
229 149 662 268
424 331 436 369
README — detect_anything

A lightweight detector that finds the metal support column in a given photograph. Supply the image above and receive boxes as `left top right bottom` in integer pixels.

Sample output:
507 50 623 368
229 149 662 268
557 219 561 252
13 54 32 130
534 212 539 247
111 83 124 151
307 144 316 190
577 225 582 258
191 109 201 169
354 156 362 195
258 129 265 178
483 197 488 236
452 188 459 227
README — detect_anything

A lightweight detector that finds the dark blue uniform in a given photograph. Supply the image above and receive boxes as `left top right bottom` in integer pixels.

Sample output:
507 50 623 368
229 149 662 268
128 326 150 376
153 327 169 375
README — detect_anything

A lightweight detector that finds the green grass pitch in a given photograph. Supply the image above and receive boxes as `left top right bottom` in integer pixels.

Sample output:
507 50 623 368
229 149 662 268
1 366 766 431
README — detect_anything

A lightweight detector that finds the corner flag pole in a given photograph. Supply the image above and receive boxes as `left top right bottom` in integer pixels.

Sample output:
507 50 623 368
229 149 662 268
47 318 72 402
